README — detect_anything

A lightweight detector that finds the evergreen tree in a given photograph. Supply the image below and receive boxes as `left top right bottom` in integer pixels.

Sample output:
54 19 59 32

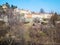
40 8 45 13
11 5 17 9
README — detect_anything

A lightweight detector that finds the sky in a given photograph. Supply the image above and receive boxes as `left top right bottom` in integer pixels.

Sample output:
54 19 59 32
0 0 60 13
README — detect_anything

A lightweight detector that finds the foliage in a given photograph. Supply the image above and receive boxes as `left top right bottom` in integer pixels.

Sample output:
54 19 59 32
11 5 17 9
50 12 58 26
5 2 10 8
33 17 40 23
0 2 60 45
40 8 45 13
0 5 4 14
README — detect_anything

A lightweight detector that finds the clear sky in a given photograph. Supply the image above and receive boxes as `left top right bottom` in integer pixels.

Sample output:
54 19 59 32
0 0 60 13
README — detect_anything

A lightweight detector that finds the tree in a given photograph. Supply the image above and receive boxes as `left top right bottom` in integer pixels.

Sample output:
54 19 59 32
11 5 17 9
5 2 10 8
0 5 3 13
40 8 45 13
50 12 58 26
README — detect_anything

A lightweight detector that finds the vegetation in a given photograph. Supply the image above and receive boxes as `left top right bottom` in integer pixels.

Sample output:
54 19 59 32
33 17 40 23
11 5 17 9
40 8 45 13
50 12 58 26
0 2 60 45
